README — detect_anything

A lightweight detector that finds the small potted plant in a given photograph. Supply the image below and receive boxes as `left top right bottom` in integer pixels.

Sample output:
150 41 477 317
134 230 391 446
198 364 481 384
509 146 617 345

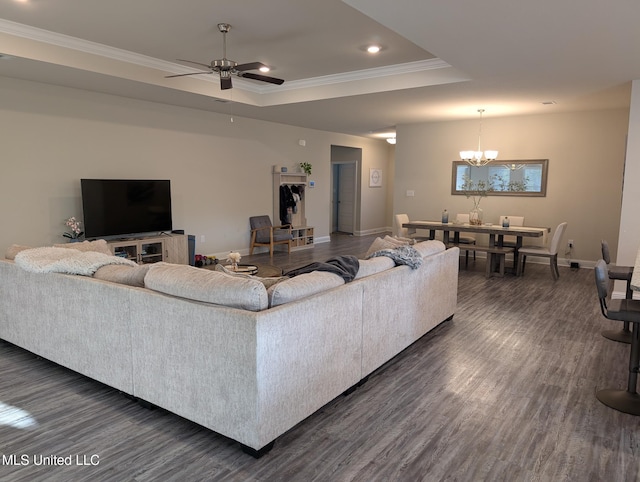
299 162 312 176
63 216 84 242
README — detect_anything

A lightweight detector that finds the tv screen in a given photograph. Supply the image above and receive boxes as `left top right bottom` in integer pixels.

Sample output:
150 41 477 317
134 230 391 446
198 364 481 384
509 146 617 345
81 179 173 239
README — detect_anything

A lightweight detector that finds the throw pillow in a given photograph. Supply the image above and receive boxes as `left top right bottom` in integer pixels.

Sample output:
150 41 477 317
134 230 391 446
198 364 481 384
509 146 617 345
412 240 445 258
53 239 112 256
366 245 423 269
94 264 152 287
365 236 410 257
5 244 31 260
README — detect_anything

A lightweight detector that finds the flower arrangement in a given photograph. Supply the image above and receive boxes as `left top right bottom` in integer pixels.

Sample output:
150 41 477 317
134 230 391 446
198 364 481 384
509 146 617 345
227 251 242 270
299 162 312 175
460 176 495 210
63 216 84 240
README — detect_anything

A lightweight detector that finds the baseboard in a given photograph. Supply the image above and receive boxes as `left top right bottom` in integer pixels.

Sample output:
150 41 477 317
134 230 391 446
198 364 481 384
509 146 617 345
354 227 391 236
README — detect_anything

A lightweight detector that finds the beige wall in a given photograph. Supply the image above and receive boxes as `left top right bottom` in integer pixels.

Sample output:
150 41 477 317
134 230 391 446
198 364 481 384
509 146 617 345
393 109 630 265
0 76 391 256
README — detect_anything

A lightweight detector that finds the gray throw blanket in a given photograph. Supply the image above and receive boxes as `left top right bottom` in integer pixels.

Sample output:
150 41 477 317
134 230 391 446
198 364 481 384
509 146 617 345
284 255 360 282
366 245 423 269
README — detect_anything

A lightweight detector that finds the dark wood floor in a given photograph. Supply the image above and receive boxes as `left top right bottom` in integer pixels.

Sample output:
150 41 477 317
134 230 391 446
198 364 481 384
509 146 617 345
1 233 640 481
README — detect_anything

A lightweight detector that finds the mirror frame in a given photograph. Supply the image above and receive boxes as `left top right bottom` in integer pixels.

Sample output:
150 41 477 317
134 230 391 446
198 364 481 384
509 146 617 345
451 159 549 197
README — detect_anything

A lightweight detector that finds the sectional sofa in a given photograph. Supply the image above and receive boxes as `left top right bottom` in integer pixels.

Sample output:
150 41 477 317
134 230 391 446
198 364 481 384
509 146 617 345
0 239 459 456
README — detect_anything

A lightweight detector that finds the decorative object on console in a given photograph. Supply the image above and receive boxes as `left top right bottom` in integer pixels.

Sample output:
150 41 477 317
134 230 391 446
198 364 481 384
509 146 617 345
459 108 498 167
227 251 242 270
63 216 84 241
299 162 312 175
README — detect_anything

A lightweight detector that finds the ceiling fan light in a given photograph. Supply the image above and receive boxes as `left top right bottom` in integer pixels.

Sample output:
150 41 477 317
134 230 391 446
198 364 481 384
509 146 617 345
259 66 270 73
367 45 381 54
386 137 396 144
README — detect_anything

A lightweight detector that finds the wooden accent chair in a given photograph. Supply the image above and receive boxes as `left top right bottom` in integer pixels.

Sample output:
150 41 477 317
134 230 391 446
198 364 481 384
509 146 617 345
518 222 567 279
601 240 634 344
249 215 293 256
594 259 640 415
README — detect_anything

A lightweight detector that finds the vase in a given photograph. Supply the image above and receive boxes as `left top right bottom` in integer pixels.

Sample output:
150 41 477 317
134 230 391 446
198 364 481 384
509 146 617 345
469 207 483 225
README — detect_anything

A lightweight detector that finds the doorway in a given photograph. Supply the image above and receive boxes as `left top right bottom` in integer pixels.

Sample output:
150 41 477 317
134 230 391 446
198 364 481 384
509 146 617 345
331 145 361 234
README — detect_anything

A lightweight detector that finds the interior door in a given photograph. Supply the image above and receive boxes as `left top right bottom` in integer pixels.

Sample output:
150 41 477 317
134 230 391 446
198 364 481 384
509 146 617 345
337 162 356 234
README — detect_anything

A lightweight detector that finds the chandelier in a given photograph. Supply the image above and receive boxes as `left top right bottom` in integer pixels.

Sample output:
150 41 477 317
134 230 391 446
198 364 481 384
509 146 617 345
460 109 498 167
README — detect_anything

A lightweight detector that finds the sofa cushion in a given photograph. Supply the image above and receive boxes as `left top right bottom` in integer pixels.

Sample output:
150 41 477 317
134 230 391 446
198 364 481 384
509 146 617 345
354 257 396 279
144 263 268 311
53 239 112 256
267 271 345 307
413 240 446 258
94 264 152 287
4 244 31 260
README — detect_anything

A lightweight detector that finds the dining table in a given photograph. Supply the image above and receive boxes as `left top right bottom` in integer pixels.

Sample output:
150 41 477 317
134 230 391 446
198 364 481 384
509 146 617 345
403 220 550 276
630 247 640 292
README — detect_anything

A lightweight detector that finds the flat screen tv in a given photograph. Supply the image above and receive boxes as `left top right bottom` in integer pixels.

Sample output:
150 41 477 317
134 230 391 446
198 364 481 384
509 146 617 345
81 179 172 239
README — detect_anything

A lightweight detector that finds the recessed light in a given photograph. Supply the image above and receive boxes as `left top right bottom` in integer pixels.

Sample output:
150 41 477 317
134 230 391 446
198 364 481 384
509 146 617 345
367 45 381 54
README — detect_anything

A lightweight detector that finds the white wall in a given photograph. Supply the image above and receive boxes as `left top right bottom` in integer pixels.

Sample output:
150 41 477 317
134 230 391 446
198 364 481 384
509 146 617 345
394 109 630 265
0 76 391 256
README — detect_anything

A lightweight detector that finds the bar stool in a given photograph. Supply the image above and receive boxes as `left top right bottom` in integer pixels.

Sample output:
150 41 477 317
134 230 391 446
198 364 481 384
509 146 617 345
600 240 634 344
594 260 640 415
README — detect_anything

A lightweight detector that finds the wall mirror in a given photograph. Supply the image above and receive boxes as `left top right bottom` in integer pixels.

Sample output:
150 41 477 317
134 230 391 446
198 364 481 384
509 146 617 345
451 159 549 197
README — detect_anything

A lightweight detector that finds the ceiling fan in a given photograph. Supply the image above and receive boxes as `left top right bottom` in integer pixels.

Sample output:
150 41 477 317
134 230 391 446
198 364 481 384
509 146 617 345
165 23 284 90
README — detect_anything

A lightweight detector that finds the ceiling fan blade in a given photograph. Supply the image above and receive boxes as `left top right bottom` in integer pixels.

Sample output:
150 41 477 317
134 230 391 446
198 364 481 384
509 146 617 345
235 62 268 72
165 72 212 78
238 72 285 85
220 76 233 90
176 59 212 70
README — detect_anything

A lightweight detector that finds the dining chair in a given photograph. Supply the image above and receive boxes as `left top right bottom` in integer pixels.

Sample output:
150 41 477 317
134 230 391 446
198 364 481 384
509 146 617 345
498 215 524 247
393 214 429 241
600 240 634 344
455 213 476 266
518 222 568 279
594 259 640 415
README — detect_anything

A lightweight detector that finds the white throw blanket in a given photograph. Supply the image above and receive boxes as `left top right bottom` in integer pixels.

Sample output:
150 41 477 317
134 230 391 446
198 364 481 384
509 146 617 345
14 247 137 275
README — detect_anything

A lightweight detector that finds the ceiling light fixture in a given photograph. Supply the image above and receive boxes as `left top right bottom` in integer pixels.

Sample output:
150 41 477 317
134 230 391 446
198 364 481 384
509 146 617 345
460 109 498 167
259 66 270 73
386 137 396 145
367 45 381 54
